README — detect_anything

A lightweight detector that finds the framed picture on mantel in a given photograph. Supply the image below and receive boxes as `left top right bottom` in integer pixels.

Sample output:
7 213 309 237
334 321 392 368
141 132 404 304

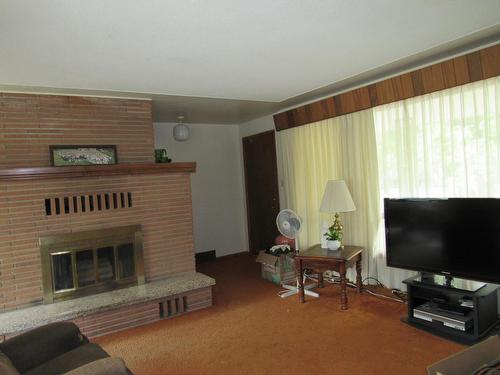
50 145 118 166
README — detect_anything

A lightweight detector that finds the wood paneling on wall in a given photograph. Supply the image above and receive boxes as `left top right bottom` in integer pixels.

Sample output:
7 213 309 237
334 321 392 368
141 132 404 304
274 43 500 131
0 94 154 167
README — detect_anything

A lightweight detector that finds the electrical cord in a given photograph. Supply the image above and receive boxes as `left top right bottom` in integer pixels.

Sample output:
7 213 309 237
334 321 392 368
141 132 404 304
277 269 408 303
303 272 407 303
361 275 408 302
362 276 385 287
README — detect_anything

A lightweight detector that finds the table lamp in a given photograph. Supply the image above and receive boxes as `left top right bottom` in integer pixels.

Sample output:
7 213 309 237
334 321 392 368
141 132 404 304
320 180 356 243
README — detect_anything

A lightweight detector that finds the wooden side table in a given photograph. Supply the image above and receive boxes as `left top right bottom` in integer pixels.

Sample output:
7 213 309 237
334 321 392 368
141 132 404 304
294 244 364 310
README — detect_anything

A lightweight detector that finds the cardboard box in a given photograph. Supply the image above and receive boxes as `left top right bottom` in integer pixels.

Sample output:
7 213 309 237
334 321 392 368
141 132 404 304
256 251 296 285
427 335 500 375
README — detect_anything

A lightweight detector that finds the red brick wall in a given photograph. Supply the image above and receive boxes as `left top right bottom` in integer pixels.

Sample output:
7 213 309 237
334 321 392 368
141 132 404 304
0 93 196 312
71 286 212 338
0 93 154 167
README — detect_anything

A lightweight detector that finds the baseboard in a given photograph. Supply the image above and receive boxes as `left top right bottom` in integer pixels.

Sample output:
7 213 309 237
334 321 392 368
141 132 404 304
214 250 250 259
195 250 216 263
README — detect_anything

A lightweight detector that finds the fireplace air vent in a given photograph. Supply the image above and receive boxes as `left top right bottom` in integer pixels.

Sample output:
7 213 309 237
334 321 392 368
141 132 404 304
159 296 188 318
44 192 133 216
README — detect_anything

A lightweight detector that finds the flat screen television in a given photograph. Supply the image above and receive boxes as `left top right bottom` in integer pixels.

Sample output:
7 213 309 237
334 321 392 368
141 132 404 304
384 198 500 285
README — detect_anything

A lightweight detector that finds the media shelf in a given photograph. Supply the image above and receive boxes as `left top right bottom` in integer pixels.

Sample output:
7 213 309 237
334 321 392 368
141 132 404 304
403 275 499 344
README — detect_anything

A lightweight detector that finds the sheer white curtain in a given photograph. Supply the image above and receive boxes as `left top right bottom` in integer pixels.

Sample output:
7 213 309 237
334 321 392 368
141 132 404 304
374 76 500 288
276 76 500 289
277 109 381 280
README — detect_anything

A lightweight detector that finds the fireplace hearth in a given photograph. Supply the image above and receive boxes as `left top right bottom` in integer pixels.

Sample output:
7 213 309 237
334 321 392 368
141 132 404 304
39 225 145 304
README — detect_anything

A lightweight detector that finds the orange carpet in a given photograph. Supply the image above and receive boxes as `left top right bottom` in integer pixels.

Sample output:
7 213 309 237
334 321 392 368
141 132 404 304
94 252 463 374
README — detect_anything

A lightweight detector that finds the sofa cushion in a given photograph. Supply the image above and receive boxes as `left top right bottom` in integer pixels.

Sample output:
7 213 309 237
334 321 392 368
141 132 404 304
23 343 109 375
62 358 129 375
0 322 86 373
0 350 20 375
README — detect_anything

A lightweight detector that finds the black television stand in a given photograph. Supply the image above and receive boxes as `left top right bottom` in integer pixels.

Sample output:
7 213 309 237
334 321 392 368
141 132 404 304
403 275 498 344
418 273 486 292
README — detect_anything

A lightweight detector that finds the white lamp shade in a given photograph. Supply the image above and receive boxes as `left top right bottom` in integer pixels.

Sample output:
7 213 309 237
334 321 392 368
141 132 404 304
173 123 190 141
320 180 356 213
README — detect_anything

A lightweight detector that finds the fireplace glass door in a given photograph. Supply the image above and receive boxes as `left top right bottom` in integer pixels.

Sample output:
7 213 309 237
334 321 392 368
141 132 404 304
40 225 144 303
76 250 95 287
52 252 74 292
97 246 116 281
118 243 135 279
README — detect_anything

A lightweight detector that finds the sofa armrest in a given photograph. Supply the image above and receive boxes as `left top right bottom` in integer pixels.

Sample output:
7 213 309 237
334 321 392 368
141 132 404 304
0 322 86 373
63 358 131 375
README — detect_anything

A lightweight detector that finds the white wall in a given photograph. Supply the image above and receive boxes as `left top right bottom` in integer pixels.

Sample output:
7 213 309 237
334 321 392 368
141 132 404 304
154 122 247 257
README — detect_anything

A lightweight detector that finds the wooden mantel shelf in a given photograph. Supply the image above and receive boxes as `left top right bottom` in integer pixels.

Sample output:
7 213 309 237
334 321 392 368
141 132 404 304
0 162 196 181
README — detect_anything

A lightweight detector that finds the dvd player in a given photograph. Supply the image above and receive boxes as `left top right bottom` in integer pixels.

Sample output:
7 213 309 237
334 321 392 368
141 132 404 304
413 302 473 331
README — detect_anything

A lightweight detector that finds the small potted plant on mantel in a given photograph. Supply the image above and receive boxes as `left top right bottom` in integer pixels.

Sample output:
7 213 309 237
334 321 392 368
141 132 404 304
324 226 342 250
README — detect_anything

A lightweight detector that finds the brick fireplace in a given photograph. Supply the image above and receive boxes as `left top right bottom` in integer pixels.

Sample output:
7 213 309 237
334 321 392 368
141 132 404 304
0 93 214 336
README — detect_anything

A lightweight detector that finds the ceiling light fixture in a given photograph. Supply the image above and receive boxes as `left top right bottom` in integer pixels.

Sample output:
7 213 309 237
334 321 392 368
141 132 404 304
173 115 190 141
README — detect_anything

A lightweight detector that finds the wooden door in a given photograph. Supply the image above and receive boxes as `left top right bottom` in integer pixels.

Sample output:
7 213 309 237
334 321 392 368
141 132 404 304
243 130 280 254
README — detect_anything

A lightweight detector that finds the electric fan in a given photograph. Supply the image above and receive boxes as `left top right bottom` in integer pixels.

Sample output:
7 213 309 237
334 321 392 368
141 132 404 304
276 209 302 250
276 209 319 299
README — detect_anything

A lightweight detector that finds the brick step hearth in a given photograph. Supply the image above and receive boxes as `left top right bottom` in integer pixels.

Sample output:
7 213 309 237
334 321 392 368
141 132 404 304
0 272 215 339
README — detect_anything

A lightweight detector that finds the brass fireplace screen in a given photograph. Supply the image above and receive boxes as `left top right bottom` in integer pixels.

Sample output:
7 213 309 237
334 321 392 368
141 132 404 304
39 225 145 304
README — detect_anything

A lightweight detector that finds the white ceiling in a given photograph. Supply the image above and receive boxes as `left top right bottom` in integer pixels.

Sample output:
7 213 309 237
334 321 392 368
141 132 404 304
1 0 499 122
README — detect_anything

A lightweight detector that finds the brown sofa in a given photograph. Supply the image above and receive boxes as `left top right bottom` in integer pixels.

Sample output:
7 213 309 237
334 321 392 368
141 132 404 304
0 322 132 375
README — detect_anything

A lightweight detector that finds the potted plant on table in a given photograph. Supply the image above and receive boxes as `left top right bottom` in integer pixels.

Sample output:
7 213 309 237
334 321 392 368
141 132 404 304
324 226 342 250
